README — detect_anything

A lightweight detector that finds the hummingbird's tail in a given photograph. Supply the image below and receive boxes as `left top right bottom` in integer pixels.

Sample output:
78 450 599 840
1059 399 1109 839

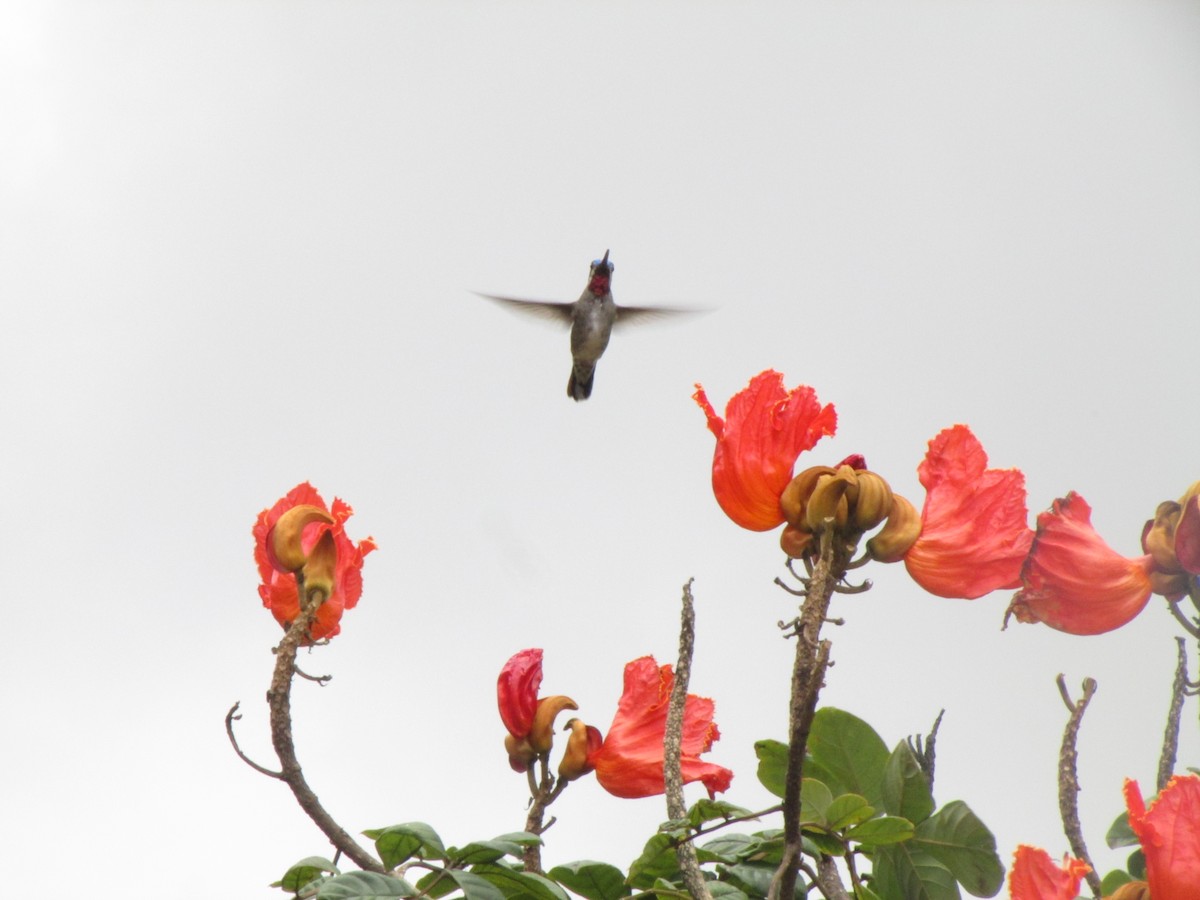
568 363 595 401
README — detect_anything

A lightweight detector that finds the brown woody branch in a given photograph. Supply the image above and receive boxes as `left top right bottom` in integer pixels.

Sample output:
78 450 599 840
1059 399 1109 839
1055 674 1102 900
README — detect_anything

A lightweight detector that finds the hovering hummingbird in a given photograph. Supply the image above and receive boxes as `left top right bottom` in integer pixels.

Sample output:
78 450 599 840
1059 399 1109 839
477 250 696 401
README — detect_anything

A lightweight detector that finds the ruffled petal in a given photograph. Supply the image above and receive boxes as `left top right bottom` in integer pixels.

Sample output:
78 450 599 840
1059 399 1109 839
1007 845 1090 900
497 648 543 740
1007 493 1153 635
694 371 836 531
905 426 1033 599
1125 775 1200 900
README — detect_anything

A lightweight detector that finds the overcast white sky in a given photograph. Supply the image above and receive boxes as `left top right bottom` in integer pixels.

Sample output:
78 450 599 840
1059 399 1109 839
3 2 1199 897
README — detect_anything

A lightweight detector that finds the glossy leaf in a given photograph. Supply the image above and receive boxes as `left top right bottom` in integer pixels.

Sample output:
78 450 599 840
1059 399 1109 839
627 835 681 888
452 840 527 866
471 864 569 900
364 822 447 869
444 870 508 900
1100 870 1133 893
800 778 835 825
415 870 458 900
855 883 884 900
718 863 806 900
827 794 875 831
806 709 889 807
882 742 934 825
273 856 339 892
845 816 914 846
687 798 756 828
547 861 631 900
707 882 750 900
869 846 959 900
912 801 1003 897
1106 811 1139 849
315 871 417 900
754 739 788 799
699 834 761 864
1127 848 1146 880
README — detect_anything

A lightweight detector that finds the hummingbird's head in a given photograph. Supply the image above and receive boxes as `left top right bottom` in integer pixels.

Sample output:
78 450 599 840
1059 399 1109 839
587 249 613 294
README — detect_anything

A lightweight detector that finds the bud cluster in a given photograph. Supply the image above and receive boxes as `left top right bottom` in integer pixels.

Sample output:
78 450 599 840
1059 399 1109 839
778 458 920 565
1143 480 1200 599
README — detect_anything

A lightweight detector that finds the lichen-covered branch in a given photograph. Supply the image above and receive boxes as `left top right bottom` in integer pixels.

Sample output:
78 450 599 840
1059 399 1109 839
769 529 848 900
1158 638 1190 791
1055 674 1102 900
665 578 712 900
267 576 386 873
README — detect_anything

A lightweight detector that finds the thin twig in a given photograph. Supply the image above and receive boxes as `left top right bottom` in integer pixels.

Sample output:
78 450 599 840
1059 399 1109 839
1158 638 1189 792
1055 674 1102 900
668 805 783 846
520 765 566 873
1166 598 1200 638
224 701 284 779
267 575 386 873
665 579 712 900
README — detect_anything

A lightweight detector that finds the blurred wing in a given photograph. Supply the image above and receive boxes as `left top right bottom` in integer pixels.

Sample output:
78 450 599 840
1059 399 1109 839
613 304 709 331
475 293 574 327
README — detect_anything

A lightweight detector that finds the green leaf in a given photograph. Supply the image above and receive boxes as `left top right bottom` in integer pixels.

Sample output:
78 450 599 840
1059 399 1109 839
911 801 1003 897
272 856 339 892
719 863 807 899
706 883 749 900
687 798 755 828
799 830 845 856
800 778 834 825
805 709 890 807
754 740 788 799
1106 811 1139 849
314 871 417 900
1100 870 1133 893
870 846 960 900
1127 848 1146 880
699 834 761 864
627 835 681 889
494 832 544 847
882 742 934 825
845 816 914 846
547 861 631 900
827 794 875 831
415 869 458 900
364 822 448 868
445 870 510 900
453 840 527 866
471 864 569 900
855 883 884 900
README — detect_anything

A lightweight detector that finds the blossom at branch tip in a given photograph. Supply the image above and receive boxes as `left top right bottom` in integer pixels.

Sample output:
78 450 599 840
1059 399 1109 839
253 482 376 642
1124 775 1200 900
1142 482 1200 601
904 426 1034 599
1006 845 1090 900
497 649 577 772
1006 493 1154 635
586 656 733 799
693 370 836 531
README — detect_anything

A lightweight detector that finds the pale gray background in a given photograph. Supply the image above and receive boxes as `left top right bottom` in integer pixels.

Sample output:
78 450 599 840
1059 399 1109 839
3 2 1199 897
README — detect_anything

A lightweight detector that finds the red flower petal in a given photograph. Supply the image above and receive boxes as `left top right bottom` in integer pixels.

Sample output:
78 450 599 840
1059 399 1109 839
1125 775 1200 900
693 371 836 531
1008 493 1153 635
497 648 543 740
1007 845 1090 900
905 426 1033 599
589 656 733 799
252 483 375 642
1176 494 1200 575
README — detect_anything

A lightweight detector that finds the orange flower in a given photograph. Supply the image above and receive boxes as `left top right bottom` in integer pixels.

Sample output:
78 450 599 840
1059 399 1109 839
1007 845 1090 900
497 649 577 772
1125 775 1200 900
587 656 733 799
253 482 376 642
694 370 837 531
1007 493 1154 635
904 426 1034 599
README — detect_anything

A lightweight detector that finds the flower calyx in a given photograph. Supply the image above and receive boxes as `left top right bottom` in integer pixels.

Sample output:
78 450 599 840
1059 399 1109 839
557 717 602 782
1143 481 1200 600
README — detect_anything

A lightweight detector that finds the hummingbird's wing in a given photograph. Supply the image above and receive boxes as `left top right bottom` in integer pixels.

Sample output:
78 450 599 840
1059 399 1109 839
613 304 706 331
475 293 574 327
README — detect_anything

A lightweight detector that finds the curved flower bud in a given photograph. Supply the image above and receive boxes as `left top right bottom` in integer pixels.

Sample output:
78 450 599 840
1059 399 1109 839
780 524 814 559
1175 486 1200 574
1006 845 1090 900
252 483 376 642
1007 493 1153 635
693 371 837 531
866 494 921 563
529 695 579 754
1125 774 1200 900
780 465 835 529
905 425 1033 599
1143 500 1182 572
804 467 855 532
268 504 336 573
558 718 603 782
849 470 894 532
302 529 338 604
588 656 733 799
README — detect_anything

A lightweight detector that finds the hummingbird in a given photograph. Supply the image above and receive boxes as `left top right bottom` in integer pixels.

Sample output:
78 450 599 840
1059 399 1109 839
477 251 696 401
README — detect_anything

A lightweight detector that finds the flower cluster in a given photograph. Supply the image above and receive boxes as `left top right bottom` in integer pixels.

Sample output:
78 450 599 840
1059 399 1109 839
497 649 733 799
695 370 1199 636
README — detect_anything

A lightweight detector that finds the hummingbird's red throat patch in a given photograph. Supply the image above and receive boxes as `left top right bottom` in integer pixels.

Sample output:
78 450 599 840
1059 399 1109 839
588 274 611 294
